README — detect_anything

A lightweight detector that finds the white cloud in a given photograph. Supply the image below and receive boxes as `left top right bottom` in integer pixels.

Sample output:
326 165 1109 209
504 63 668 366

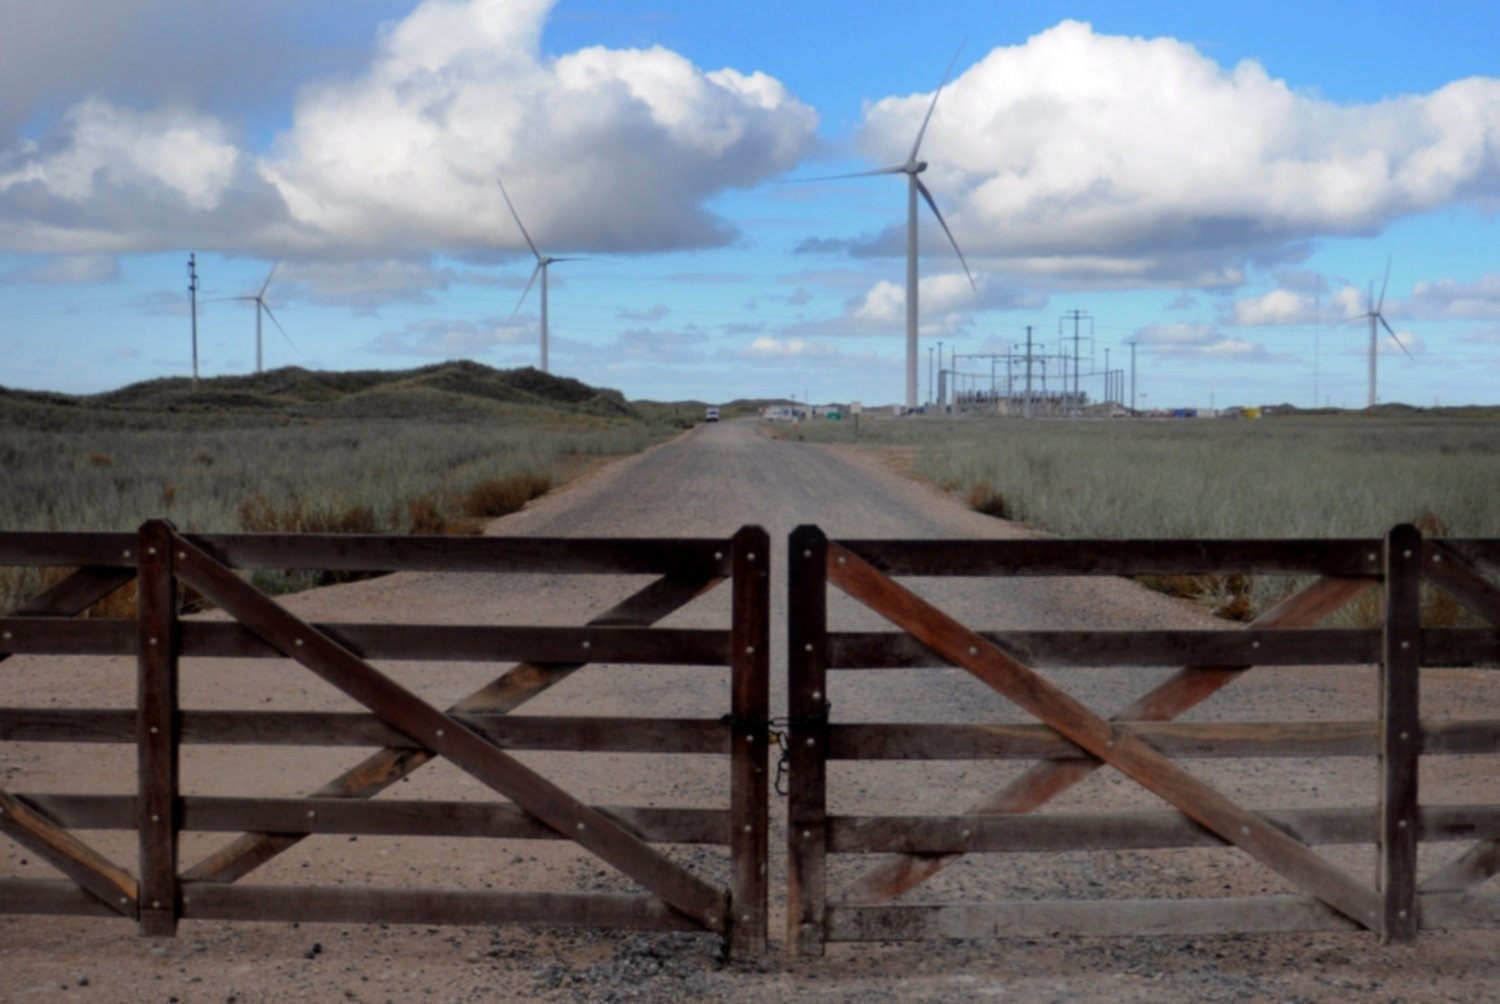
1134 322 1292 362
260 0 816 256
741 336 840 360
850 21 1500 284
787 272 1043 339
0 0 818 261
274 260 504 311
1402 273 1500 320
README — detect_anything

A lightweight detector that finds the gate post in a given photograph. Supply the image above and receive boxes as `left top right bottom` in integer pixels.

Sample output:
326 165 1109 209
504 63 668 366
729 526 770 957
1380 523 1421 942
787 525 829 956
137 520 180 936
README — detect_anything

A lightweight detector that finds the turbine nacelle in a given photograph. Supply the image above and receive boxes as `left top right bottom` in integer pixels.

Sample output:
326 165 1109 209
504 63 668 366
903 160 928 175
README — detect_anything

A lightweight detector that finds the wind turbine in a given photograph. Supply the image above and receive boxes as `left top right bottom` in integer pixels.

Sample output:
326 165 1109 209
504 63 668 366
230 260 293 374
498 179 586 374
1359 258 1414 410
797 47 977 410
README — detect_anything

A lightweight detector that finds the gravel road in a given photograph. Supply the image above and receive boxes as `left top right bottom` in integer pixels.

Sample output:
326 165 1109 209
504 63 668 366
3 419 1497 1002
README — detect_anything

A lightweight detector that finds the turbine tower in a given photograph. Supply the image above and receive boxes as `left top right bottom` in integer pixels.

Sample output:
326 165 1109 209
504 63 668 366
230 260 292 374
1360 259 1413 409
800 47 976 409
498 179 585 374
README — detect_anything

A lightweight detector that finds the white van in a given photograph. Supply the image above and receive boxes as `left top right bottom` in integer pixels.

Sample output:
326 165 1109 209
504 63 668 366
705 406 720 422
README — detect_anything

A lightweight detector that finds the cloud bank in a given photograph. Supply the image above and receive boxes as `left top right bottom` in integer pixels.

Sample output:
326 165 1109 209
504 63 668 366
0 0 817 259
845 20 1500 286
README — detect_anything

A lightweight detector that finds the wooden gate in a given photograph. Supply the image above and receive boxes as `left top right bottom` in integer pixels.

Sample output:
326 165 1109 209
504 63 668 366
0 522 769 956
785 524 1500 955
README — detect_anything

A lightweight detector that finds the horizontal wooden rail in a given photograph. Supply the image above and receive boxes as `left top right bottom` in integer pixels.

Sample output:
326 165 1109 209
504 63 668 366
828 629 1500 669
826 804 1500 854
826 897 1360 940
0 879 122 918
822 719 1500 761
14 794 729 844
2 711 730 754
0 532 732 576
178 884 706 931
837 539 1384 576
0 620 732 665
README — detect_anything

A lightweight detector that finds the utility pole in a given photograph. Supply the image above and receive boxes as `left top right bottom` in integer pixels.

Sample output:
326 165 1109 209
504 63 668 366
1104 348 1111 407
1130 340 1138 415
187 253 199 385
1024 325 1034 419
928 346 934 406
937 340 944 411
1058 309 1094 417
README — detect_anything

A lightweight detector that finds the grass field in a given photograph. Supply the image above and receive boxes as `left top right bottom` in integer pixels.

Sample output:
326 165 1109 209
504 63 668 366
0 361 683 609
778 412 1500 620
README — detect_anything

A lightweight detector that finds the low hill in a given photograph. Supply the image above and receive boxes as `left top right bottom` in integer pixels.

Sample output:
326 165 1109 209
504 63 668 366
0 362 644 431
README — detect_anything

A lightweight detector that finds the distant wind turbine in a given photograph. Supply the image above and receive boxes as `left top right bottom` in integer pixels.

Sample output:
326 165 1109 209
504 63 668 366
795 46 977 410
498 179 587 374
230 260 295 374
1359 258 1415 409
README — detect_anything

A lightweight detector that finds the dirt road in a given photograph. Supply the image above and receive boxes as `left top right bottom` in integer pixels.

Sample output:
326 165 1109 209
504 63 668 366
3 420 1497 1002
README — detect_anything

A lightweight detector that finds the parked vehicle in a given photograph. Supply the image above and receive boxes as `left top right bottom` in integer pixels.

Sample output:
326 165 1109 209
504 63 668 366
705 406 720 422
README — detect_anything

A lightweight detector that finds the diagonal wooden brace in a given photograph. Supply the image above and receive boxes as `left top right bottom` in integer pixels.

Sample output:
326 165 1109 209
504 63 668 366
2 567 137 669
828 543 1384 931
1418 541 1500 896
170 532 728 930
183 573 721 884
845 574 1376 904
0 788 137 917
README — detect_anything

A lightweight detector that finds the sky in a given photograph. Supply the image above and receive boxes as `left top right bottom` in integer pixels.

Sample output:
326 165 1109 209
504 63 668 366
1 0 1497 409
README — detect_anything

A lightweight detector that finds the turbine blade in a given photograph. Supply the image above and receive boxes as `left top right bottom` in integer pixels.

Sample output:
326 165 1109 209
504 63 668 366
497 178 542 261
547 256 593 264
916 178 977 292
262 304 297 351
505 263 542 328
1381 315 1415 360
910 42 965 162
781 166 906 184
259 258 281 298
1376 254 1392 313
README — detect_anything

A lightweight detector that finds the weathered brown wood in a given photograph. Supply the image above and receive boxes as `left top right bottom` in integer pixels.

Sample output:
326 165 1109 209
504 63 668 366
0 617 135 655
828 804 1500 854
729 526 770 957
828 720 1380 760
0 532 136 568
177 622 731 664
1422 842 1500 895
0 789 136 916
0 709 729 753
829 628 1381 668
136 520 179 937
843 574 1375 906
171 531 729 931
182 572 721 884
1426 540 1500 627
1380 525 1421 942
0 565 137 666
838 538 1380 577
1423 629 1500 665
825 896 1360 942
787 524 830 957
182 533 729 575
828 543 1384 930
1417 892 1500 930
5 566 136 617
0 879 123 917
15 793 727 842
180 884 705 931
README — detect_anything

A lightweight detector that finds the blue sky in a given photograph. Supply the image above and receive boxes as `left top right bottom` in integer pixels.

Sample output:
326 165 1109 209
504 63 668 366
1 0 1496 408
